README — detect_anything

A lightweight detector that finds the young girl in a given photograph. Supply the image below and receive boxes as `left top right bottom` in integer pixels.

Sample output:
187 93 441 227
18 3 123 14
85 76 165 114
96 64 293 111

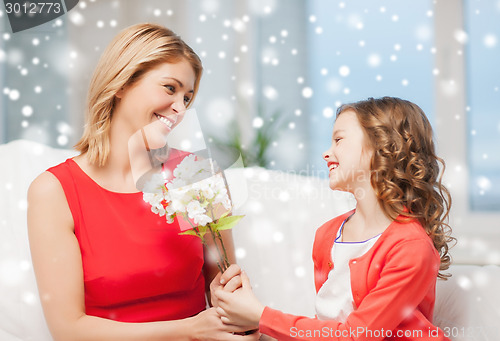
214 97 454 340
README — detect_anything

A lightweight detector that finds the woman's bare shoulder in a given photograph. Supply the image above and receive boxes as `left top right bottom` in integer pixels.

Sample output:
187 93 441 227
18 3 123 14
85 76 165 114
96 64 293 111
28 170 64 199
28 171 73 230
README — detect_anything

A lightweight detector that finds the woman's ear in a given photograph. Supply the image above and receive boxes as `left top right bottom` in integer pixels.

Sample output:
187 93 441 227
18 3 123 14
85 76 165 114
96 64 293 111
115 86 126 99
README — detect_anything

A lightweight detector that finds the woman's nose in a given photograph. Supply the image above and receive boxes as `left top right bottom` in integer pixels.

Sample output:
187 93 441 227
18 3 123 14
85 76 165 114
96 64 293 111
322 151 330 161
171 97 187 114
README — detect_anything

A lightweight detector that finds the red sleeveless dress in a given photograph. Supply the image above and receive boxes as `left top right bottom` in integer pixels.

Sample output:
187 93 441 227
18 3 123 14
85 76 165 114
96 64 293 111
47 157 206 322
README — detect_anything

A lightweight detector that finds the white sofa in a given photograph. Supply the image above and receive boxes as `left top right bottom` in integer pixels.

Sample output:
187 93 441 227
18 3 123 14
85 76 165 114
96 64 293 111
0 140 499 341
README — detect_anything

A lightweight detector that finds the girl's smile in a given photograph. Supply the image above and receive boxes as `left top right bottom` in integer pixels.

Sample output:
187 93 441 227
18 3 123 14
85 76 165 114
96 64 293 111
323 110 373 194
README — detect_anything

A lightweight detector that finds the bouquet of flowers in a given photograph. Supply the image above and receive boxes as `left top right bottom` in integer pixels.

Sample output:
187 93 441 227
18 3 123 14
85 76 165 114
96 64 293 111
142 154 244 273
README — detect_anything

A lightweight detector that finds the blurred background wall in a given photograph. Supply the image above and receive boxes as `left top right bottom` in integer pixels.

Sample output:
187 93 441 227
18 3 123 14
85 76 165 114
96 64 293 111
0 0 499 263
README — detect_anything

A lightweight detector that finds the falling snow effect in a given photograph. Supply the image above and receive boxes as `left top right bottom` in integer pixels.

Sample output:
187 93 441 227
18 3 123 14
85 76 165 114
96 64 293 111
0 3 499 324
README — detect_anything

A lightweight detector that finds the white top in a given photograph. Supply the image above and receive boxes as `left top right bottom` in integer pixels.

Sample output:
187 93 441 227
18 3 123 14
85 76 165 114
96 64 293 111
315 219 381 322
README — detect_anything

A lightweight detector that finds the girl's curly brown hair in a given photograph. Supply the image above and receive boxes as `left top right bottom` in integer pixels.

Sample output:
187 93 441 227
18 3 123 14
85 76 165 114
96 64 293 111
337 97 455 279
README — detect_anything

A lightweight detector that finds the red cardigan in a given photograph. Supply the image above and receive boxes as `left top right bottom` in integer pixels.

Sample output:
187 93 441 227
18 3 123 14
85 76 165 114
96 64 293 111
259 210 450 340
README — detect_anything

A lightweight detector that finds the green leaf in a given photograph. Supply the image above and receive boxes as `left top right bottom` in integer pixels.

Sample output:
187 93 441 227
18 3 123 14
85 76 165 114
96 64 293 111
219 210 231 220
179 229 198 236
211 215 245 232
179 225 209 240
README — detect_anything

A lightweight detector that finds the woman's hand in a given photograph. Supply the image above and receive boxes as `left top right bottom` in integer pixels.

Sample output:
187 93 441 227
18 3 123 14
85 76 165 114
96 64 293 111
214 271 265 330
191 308 260 341
209 264 243 307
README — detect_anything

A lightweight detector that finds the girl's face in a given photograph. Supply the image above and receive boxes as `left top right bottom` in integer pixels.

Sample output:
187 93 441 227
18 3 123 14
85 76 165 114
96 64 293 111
322 110 374 194
115 59 196 148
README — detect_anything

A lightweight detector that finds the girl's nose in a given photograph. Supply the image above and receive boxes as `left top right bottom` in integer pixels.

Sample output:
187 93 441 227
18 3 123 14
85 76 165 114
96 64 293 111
322 151 330 161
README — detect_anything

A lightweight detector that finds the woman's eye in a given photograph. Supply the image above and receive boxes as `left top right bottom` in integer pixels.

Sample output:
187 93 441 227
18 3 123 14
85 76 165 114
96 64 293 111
184 96 191 104
335 138 342 143
164 85 175 93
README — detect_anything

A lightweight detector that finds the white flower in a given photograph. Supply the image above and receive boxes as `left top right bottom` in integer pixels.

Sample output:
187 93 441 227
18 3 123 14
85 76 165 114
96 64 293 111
152 205 166 216
167 177 188 190
173 154 201 180
194 213 212 226
143 173 166 194
143 192 166 216
142 154 233 228
173 154 219 184
201 185 215 200
186 200 206 219
169 196 187 214
214 191 232 210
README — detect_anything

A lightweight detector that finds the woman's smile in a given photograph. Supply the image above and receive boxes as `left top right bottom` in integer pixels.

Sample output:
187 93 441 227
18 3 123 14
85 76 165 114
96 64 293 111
154 113 176 129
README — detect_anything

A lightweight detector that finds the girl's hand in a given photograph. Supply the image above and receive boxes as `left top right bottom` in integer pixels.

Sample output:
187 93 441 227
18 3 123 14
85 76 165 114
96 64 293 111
214 271 265 330
209 264 243 307
191 308 260 341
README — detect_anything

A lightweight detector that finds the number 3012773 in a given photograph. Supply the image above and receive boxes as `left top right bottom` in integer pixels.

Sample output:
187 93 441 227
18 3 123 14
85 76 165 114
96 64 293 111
4 2 62 14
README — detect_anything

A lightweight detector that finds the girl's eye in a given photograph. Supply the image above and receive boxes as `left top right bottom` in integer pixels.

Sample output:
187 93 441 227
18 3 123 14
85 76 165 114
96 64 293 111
335 138 342 143
164 85 175 93
184 96 191 104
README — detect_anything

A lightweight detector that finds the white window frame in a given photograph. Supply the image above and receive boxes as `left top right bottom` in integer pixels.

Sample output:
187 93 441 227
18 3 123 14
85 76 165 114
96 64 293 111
434 1 500 265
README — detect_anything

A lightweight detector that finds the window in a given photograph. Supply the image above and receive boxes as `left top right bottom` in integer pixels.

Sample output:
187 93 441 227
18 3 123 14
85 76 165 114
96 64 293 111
306 0 435 175
305 0 500 263
0 18 70 147
464 0 500 211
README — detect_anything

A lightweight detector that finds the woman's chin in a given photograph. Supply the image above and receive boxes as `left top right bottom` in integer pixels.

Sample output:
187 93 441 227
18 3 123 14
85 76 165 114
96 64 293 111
147 136 168 150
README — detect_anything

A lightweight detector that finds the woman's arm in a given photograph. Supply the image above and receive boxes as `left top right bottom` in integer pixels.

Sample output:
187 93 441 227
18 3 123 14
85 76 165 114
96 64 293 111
28 171 255 341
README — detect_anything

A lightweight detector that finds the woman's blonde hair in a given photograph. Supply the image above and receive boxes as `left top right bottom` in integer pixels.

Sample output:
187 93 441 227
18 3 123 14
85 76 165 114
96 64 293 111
337 97 455 279
74 23 203 166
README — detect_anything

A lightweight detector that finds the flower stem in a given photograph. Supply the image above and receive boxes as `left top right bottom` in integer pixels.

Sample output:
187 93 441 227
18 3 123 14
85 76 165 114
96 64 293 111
216 229 230 270
186 215 224 273
208 223 227 272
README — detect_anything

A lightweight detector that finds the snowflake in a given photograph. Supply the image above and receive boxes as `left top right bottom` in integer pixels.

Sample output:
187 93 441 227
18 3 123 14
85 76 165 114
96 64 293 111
22 106 33 117
338 65 350 77
323 107 334 118
252 117 264 129
295 266 306 278
69 11 85 26
484 34 497 48
454 29 468 44
9 89 20 101
302 87 313 98
263 86 278 100
367 54 381 67
57 135 68 146
273 231 284 243
235 247 247 259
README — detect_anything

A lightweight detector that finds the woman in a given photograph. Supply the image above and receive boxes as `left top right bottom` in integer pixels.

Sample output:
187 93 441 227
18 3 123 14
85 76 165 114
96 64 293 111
28 23 257 341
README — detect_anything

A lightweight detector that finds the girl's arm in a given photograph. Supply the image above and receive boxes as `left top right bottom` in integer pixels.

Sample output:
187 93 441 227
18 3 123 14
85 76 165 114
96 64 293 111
215 240 449 341
28 171 256 341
